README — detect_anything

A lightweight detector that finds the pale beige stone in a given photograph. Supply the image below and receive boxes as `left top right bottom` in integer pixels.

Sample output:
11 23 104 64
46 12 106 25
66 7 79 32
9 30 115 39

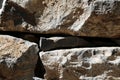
40 47 120 80
0 35 39 80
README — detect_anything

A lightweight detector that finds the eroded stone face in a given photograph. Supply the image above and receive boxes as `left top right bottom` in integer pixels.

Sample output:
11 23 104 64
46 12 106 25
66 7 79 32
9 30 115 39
40 47 120 80
0 0 120 38
0 35 39 80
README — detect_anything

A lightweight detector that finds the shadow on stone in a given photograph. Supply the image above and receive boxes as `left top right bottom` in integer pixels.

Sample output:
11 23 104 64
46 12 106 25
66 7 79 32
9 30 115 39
34 53 46 78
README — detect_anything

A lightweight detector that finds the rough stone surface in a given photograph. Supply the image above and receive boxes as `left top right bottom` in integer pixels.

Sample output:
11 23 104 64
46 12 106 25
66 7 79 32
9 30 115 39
40 47 120 80
0 0 120 38
40 37 120 51
0 35 39 80
33 77 45 80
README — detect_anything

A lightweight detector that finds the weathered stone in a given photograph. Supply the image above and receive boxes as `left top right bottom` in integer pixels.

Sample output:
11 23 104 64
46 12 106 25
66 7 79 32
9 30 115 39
0 35 39 80
0 0 120 38
33 77 46 80
40 47 120 80
40 37 120 51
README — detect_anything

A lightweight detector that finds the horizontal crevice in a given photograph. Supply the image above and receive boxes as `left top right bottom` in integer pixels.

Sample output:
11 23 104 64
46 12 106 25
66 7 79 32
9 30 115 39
0 31 120 46
0 31 119 51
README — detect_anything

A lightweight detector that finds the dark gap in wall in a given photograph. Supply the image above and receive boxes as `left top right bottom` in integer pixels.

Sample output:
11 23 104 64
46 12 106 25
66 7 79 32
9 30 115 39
0 31 72 37
0 31 119 47
34 52 46 78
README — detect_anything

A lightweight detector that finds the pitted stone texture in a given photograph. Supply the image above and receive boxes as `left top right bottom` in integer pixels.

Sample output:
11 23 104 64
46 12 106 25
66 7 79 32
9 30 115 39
40 47 120 80
0 35 39 80
0 0 120 38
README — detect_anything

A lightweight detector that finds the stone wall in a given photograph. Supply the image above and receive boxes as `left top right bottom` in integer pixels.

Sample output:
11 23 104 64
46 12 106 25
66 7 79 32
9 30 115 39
0 0 120 80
